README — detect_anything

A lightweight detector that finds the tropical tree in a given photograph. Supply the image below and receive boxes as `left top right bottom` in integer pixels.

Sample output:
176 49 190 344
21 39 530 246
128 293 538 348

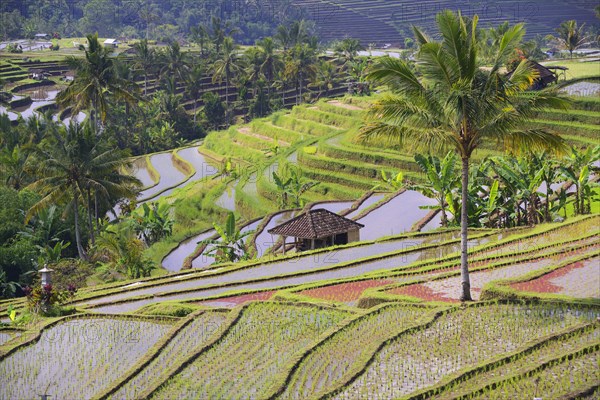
412 152 460 227
130 202 173 245
547 20 589 58
93 224 154 279
333 38 365 70
159 41 189 89
131 39 156 96
26 123 141 260
284 44 317 105
211 36 243 125
361 11 567 301
199 212 255 264
185 63 205 124
57 34 139 133
560 146 600 215
310 60 337 98
258 37 283 98
0 145 33 190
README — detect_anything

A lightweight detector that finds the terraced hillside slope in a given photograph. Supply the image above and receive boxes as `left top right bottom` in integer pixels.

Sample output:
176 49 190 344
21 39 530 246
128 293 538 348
291 0 599 45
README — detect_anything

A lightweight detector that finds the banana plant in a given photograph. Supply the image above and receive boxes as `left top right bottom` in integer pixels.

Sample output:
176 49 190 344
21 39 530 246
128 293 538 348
199 212 255 264
373 170 404 192
411 152 459 227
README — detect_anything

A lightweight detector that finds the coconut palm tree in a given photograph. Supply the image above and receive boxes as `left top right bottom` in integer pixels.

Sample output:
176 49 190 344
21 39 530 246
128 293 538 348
57 34 138 134
258 37 283 98
333 38 365 71
547 20 589 59
284 44 317 105
185 63 206 124
211 36 243 125
26 123 141 260
131 39 156 96
361 11 567 301
159 41 189 90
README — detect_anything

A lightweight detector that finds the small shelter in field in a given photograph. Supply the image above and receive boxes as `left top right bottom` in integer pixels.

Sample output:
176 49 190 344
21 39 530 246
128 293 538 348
506 60 558 90
35 33 51 40
268 208 364 253
103 39 120 48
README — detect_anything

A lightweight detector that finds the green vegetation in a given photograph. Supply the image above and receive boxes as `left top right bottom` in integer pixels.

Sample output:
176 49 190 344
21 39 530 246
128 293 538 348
0 9 599 400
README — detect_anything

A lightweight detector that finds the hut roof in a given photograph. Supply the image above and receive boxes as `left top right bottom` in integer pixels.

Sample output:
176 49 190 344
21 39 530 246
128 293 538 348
506 60 557 82
268 208 364 239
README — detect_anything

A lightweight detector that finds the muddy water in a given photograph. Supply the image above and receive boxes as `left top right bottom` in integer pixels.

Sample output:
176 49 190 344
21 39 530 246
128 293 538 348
162 230 216 272
216 181 237 211
357 191 438 240
138 152 187 201
0 106 19 121
89 240 463 314
82 231 464 309
177 147 219 182
421 212 443 232
310 201 354 214
345 193 387 220
12 88 59 119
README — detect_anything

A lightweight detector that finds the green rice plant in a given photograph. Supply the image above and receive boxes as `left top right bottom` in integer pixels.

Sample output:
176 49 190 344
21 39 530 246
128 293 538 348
428 323 600 399
150 302 350 399
272 113 334 136
315 102 365 118
529 119 600 140
250 119 303 143
278 304 435 399
537 108 600 125
291 107 362 130
466 348 599 399
330 303 599 399
106 311 228 400
0 317 171 399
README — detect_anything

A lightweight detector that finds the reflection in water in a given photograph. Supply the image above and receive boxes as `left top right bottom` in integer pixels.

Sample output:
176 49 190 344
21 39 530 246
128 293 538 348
138 152 187 201
357 191 438 240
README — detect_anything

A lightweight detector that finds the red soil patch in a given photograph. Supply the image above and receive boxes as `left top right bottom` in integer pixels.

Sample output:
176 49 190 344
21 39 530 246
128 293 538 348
387 284 459 303
510 261 586 294
200 291 275 306
300 279 395 302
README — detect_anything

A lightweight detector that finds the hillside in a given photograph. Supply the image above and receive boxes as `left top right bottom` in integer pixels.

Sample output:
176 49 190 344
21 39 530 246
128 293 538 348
294 0 599 45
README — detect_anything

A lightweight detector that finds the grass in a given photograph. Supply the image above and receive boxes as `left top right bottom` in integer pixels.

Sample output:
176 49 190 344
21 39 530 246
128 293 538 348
542 60 600 80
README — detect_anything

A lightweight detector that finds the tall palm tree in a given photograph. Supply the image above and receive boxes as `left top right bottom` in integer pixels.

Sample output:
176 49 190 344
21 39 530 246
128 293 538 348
362 11 567 301
159 41 189 90
284 44 317 105
333 38 365 71
132 39 156 96
212 36 243 125
185 63 206 124
26 123 141 260
57 34 138 134
258 37 283 99
547 20 589 59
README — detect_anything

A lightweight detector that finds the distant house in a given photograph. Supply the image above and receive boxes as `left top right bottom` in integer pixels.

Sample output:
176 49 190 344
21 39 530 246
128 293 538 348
268 208 364 253
30 69 48 80
103 39 120 48
35 33 51 40
506 60 558 90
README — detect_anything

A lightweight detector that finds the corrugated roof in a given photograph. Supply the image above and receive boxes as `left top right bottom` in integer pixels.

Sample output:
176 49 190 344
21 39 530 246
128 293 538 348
268 208 364 239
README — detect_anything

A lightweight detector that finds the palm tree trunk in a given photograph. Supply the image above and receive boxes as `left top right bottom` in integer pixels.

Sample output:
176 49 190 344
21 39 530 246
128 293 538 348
73 192 88 260
144 73 148 96
545 185 550 222
460 157 472 301
87 188 95 245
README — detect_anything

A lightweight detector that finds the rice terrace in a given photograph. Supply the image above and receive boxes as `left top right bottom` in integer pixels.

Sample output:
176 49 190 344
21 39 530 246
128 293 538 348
0 1 599 399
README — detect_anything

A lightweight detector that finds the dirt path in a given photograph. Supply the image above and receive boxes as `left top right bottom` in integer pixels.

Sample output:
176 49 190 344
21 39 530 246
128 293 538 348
328 100 364 111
